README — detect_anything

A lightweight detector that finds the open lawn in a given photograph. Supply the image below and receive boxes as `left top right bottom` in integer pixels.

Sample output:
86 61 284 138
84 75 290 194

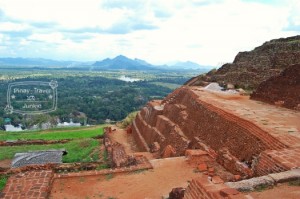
0 125 105 141
0 125 106 163
0 138 100 163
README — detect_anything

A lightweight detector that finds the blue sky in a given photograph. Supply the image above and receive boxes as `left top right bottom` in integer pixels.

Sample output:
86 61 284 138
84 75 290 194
0 0 299 66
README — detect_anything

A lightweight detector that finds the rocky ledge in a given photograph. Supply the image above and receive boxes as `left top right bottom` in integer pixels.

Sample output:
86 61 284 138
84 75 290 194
187 35 300 89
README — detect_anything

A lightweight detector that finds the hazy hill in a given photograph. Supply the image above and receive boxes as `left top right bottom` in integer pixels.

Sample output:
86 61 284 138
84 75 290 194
93 55 155 70
0 57 83 67
0 55 211 72
168 61 211 70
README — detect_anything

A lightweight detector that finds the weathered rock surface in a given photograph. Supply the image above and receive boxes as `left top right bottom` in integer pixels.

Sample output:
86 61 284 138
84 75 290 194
186 35 300 89
225 176 275 191
251 64 300 110
225 169 300 191
12 149 67 168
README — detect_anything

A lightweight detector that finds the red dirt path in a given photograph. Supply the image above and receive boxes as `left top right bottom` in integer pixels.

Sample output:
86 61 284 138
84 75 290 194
50 157 200 199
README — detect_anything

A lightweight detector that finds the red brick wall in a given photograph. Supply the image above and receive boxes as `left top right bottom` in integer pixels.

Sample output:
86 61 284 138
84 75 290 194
253 148 300 176
133 87 286 163
183 176 246 199
254 151 287 176
132 86 291 178
132 119 150 152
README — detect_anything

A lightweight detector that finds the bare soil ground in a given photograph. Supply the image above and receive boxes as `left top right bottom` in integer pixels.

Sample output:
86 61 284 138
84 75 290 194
0 159 11 168
50 157 200 199
249 183 300 199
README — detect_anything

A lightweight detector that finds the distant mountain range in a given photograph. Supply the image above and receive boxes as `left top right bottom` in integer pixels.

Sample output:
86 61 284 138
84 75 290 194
93 55 154 70
0 57 85 67
0 55 212 71
165 61 212 70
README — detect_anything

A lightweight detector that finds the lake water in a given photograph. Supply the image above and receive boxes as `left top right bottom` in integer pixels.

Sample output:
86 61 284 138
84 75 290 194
118 75 141 82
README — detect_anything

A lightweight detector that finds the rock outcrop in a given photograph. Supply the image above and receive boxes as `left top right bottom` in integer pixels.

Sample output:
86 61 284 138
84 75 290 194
250 64 300 110
186 35 300 89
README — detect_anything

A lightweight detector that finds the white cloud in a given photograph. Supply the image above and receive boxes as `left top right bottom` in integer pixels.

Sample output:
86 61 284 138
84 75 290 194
288 0 300 26
29 33 65 44
0 22 30 32
0 34 4 43
0 0 299 65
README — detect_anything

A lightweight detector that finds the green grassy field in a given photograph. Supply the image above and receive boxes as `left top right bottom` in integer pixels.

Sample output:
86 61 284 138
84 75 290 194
0 175 8 192
150 82 182 89
0 138 100 162
0 125 106 163
0 126 105 141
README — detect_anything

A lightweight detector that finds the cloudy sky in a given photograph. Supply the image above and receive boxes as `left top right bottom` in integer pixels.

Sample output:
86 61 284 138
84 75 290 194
0 0 299 66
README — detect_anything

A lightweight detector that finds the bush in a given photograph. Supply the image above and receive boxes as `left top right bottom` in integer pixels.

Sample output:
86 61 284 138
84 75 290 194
119 111 139 128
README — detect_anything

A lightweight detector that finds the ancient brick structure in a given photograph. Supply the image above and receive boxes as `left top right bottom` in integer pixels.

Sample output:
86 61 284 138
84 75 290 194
103 127 136 168
182 176 248 199
132 86 291 177
0 170 54 199
253 148 300 176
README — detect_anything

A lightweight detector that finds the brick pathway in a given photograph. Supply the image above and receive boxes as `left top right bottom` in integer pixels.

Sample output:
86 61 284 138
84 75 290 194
0 170 54 199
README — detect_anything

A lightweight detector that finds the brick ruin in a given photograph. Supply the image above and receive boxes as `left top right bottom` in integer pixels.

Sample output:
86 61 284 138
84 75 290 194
131 86 299 179
103 127 137 168
1 35 299 199
132 83 300 198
